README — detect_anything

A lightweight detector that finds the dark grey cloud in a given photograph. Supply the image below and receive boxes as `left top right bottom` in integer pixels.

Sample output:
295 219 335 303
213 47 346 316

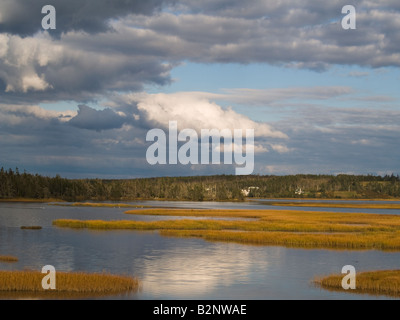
1 0 399 104
0 32 173 103
0 0 174 36
0 104 149 177
121 2 400 68
68 105 127 131
176 0 349 21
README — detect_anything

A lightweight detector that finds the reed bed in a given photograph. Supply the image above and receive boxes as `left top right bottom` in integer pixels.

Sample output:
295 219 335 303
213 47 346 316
314 270 400 297
0 271 139 294
125 208 265 218
53 217 398 233
53 209 400 250
159 230 400 250
124 208 400 226
0 256 18 263
265 202 400 209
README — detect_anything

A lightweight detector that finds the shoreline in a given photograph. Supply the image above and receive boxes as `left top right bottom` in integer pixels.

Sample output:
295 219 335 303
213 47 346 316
0 198 65 203
260 202 400 209
2 197 400 204
250 197 400 202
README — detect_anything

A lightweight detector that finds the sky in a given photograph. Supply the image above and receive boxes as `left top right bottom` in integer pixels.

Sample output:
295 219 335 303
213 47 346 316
0 0 399 178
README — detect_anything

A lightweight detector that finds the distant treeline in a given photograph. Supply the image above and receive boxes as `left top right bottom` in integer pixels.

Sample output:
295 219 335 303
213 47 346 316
1 167 400 201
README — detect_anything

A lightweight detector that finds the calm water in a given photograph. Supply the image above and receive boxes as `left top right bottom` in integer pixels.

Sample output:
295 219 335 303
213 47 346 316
0 201 399 300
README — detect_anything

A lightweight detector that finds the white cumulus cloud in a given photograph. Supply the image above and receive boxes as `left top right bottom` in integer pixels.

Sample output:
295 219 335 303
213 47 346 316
129 92 288 138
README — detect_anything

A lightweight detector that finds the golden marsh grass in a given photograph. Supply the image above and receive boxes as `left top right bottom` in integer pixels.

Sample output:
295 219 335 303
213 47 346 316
266 202 400 209
159 229 400 250
0 256 18 263
314 270 400 297
0 271 139 294
53 209 400 250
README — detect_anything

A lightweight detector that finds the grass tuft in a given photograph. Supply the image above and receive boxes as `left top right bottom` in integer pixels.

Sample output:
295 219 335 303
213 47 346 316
0 271 139 295
0 256 18 263
314 270 400 297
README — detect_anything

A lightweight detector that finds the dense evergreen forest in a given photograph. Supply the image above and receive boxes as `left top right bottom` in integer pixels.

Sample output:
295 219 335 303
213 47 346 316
1 167 400 202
